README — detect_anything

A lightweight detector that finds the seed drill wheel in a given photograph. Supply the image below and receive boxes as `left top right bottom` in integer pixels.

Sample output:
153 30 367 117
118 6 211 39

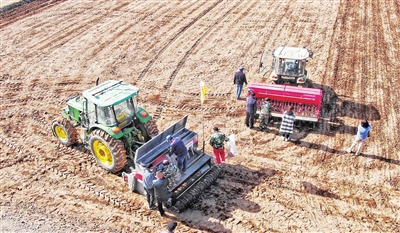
173 165 221 213
89 129 127 173
145 120 159 137
51 119 78 146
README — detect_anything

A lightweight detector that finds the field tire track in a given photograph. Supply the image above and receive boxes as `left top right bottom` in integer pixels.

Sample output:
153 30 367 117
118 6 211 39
151 1 244 121
23 3 132 58
0 0 66 29
136 0 223 82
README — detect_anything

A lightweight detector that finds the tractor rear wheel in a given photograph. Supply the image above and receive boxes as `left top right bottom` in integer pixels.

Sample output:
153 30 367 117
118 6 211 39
146 120 159 137
89 129 127 173
51 119 78 146
135 123 151 142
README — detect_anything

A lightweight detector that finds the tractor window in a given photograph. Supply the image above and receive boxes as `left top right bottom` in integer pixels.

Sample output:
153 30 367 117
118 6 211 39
132 96 138 113
114 99 134 125
298 60 306 75
284 59 296 75
276 58 285 74
97 106 116 126
87 101 96 126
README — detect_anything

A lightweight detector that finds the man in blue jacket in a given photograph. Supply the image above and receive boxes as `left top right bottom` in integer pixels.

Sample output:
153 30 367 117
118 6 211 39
166 135 188 174
347 119 372 155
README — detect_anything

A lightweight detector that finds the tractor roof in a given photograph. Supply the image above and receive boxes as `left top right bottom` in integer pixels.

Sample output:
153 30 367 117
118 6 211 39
274 46 310 60
82 80 139 107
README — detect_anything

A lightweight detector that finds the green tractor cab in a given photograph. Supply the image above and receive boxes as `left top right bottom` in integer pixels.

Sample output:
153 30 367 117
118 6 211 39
51 80 158 173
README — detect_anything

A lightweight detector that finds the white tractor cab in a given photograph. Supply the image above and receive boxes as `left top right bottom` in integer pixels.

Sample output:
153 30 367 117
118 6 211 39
266 46 313 85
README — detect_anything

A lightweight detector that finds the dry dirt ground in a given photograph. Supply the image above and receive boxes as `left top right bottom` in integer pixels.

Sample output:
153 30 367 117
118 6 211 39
1 0 400 232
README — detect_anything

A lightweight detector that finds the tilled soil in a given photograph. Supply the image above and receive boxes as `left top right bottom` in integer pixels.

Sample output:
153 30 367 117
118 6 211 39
1 0 399 232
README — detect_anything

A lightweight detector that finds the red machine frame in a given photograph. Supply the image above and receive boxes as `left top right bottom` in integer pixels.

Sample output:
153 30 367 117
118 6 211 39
248 83 323 122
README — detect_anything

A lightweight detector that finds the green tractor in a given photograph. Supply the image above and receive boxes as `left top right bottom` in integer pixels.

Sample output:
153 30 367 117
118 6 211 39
51 79 158 173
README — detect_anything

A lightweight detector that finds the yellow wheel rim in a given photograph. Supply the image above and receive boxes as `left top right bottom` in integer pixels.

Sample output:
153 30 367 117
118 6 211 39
92 139 113 166
54 125 68 142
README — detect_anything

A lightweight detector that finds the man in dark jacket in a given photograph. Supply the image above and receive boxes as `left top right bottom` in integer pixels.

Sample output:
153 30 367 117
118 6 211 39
166 135 188 174
233 66 248 100
245 92 257 128
153 171 172 217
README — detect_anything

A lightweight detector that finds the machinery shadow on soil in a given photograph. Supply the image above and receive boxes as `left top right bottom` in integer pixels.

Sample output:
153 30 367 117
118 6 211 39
291 140 400 166
357 153 400 166
255 83 381 138
173 163 277 233
318 83 381 120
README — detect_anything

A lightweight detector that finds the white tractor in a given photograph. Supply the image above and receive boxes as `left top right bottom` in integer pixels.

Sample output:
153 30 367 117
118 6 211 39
259 46 314 86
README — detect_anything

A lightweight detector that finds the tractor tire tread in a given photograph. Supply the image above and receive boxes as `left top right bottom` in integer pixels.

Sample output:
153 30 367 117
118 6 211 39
90 129 127 173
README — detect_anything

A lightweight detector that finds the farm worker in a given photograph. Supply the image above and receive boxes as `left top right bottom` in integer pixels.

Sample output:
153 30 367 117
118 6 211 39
233 66 248 100
259 98 272 130
347 119 372 156
160 160 181 191
279 106 296 141
166 135 188 174
153 171 172 217
209 126 229 164
142 163 157 210
245 92 257 128
160 221 178 233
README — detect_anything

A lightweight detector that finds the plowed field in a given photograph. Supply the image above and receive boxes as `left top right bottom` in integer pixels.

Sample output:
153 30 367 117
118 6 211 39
1 0 399 232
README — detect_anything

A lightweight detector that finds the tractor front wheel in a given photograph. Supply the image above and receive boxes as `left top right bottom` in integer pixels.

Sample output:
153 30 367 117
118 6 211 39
305 78 313 88
51 119 78 146
89 129 127 173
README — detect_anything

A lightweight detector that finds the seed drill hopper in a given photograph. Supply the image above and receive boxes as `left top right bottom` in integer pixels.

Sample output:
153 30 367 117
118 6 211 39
248 83 322 124
122 115 221 212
